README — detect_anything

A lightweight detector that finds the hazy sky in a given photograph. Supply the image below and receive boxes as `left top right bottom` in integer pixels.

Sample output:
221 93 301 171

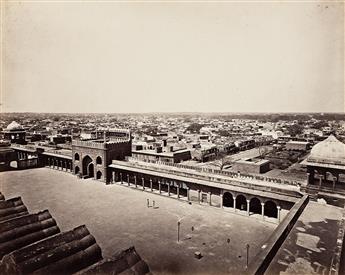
2 1 344 113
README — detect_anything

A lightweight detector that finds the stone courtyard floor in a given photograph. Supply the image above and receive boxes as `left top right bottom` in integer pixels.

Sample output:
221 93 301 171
1 168 276 275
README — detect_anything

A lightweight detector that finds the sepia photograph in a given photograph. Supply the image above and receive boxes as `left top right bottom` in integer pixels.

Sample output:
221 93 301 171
0 1 344 274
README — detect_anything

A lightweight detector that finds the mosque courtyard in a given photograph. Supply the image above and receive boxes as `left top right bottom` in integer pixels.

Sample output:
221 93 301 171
1 168 277 274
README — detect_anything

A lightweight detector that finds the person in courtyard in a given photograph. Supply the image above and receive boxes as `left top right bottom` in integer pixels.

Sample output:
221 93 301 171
147 198 150 208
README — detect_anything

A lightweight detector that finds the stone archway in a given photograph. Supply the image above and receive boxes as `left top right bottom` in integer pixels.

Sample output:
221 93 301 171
88 163 94 178
82 155 94 178
75 166 80 175
236 194 247 211
75 153 80 161
223 192 234 208
96 156 102 165
249 197 262 215
96 171 102 180
264 200 278 218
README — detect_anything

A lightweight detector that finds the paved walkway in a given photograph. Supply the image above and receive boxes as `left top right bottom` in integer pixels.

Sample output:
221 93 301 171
1 168 276 275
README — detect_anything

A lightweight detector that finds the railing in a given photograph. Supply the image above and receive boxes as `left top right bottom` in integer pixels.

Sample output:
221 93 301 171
11 144 37 151
43 150 72 158
125 157 303 187
72 138 130 149
116 159 302 198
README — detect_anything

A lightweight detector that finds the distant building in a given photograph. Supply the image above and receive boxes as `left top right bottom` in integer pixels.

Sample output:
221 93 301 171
2 121 26 144
232 158 270 174
49 134 72 144
72 129 132 182
285 141 310 152
131 147 191 164
192 144 218 162
301 135 345 192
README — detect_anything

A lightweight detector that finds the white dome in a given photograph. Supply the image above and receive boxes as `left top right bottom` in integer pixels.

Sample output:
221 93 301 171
308 135 345 165
6 121 24 131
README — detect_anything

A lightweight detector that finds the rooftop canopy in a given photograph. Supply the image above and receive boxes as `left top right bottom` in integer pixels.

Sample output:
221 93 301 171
5 121 24 131
307 135 345 166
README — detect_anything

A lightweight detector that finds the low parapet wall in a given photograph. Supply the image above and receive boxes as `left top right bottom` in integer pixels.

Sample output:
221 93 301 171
246 194 309 275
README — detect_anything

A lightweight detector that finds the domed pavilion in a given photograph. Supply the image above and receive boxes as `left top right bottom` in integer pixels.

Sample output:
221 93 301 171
2 121 26 144
302 135 345 191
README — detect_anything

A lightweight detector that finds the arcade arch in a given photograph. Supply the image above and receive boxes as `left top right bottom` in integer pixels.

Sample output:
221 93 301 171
82 156 94 178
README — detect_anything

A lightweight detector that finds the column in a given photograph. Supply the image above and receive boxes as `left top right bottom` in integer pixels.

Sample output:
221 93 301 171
246 200 250 216
197 190 201 204
277 206 281 222
187 187 190 201
112 171 116 183
142 177 145 190
127 174 130 186
209 192 212 206
150 179 153 191
120 173 123 184
319 175 323 188
177 183 180 199
168 181 171 196
332 176 336 190
261 203 265 220
220 194 223 208
158 180 161 194
233 197 236 212
134 175 137 188
306 172 311 184
64 161 67 171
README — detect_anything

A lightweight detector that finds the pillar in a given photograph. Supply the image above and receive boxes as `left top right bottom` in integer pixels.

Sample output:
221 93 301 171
134 175 137 188
187 187 190 201
261 203 265 220
177 183 180 199
127 174 130 186
112 171 115 183
70 162 72 172
233 197 236 212
332 176 336 190
142 177 145 190
209 192 212 206
168 181 171 196
220 194 223 208
64 161 67 171
319 175 323 188
150 179 153 191
158 180 161 194
277 206 281 222
120 173 123 184
306 172 311 184
246 200 250 216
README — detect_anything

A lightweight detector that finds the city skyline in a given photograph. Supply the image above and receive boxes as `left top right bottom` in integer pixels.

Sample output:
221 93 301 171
2 1 344 113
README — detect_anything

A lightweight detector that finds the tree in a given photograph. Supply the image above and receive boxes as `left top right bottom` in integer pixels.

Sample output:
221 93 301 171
185 123 204 133
258 145 270 159
211 151 234 171
286 124 303 137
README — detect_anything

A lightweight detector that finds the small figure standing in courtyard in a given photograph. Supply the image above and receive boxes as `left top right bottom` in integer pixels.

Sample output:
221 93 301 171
147 198 150 208
153 200 155 208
